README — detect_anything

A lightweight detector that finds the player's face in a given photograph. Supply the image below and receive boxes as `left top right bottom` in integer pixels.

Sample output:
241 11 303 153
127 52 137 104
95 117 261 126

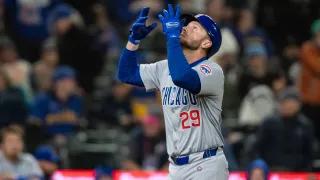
180 21 211 51
250 168 265 180
279 98 300 117
2 133 24 158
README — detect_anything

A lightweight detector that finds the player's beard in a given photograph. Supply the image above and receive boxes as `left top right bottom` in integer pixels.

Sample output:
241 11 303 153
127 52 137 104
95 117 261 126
180 36 201 50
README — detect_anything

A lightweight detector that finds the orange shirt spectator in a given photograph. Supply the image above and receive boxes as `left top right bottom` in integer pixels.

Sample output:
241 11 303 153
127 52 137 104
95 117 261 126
299 40 320 105
299 19 320 142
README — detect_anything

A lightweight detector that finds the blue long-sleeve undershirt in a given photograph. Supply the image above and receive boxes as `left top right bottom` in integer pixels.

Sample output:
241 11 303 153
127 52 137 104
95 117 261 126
117 48 144 87
167 37 201 94
117 38 202 94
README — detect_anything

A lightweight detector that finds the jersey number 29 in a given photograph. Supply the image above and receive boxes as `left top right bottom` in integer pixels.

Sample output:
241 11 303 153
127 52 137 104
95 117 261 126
180 110 200 129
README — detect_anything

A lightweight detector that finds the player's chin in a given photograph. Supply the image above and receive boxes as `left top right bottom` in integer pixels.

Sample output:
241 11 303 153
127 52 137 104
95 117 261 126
180 36 187 44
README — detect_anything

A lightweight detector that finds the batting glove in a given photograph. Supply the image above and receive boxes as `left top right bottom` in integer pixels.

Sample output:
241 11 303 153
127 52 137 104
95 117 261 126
158 4 186 39
128 7 157 45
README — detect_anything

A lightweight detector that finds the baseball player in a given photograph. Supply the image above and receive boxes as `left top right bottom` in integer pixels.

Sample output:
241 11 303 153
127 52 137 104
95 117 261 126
117 4 229 180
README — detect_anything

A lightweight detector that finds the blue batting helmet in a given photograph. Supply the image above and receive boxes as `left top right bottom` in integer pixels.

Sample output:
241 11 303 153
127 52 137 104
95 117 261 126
180 14 222 58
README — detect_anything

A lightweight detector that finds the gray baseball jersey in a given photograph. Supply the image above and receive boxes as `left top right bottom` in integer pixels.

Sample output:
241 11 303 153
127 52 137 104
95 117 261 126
140 59 224 157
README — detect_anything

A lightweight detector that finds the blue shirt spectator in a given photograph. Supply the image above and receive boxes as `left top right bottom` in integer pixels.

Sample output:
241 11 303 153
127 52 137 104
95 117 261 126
34 145 60 180
4 0 63 42
124 115 168 171
236 9 274 58
247 159 269 180
94 165 113 180
29 66 83 136
255 88 314 171
0 125 43 180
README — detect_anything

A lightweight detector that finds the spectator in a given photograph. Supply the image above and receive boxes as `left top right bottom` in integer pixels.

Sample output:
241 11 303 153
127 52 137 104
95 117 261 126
178 0 198 14
238 84 276 127
255 87 315 171
271 70 288 98
0 36 33 105
94 79 134 130
29 66 83 138
4 0 64 62
205 0 225 25
34 145 60 180
222 128 240 171
33 37 59 93
256 0 315 54
123 115 168 171
106 0 138 26
236 9 274 58
238 43 276 99
299 19 320 142
211 27 241 125
63 0 99 26
49 3 104 94
279 36 300 85
0 68 29 129
90 3 121 63
94 165 113 180
247 159 269 180
0 125 43 180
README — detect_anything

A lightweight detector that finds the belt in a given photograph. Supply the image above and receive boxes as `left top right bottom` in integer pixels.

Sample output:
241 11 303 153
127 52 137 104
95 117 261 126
171 147 219 166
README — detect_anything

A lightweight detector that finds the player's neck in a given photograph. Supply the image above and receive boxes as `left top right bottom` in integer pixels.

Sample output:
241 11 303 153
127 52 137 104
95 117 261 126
183 49 206 64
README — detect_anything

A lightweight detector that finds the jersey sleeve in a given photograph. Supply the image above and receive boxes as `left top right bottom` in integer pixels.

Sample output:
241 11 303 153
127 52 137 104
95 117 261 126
192 62 224 96
139 60 166 92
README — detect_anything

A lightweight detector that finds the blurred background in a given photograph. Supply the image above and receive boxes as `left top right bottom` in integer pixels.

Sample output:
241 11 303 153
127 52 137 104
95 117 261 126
0 0 319 179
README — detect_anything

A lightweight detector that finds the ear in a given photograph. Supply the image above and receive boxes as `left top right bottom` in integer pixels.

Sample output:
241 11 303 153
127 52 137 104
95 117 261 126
201 39 212 50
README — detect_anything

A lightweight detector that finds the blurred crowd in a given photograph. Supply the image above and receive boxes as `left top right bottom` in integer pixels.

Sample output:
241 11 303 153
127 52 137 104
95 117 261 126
0 0 319 179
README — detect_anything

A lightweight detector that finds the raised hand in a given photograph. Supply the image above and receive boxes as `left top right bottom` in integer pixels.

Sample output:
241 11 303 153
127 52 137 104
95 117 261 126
128 7 157 45
158 4 186 39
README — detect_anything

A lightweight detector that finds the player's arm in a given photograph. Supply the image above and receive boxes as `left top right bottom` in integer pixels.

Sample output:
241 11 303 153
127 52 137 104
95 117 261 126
167 37 202 94
158 4 201 94
117 7 157 86
117 42 144 86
